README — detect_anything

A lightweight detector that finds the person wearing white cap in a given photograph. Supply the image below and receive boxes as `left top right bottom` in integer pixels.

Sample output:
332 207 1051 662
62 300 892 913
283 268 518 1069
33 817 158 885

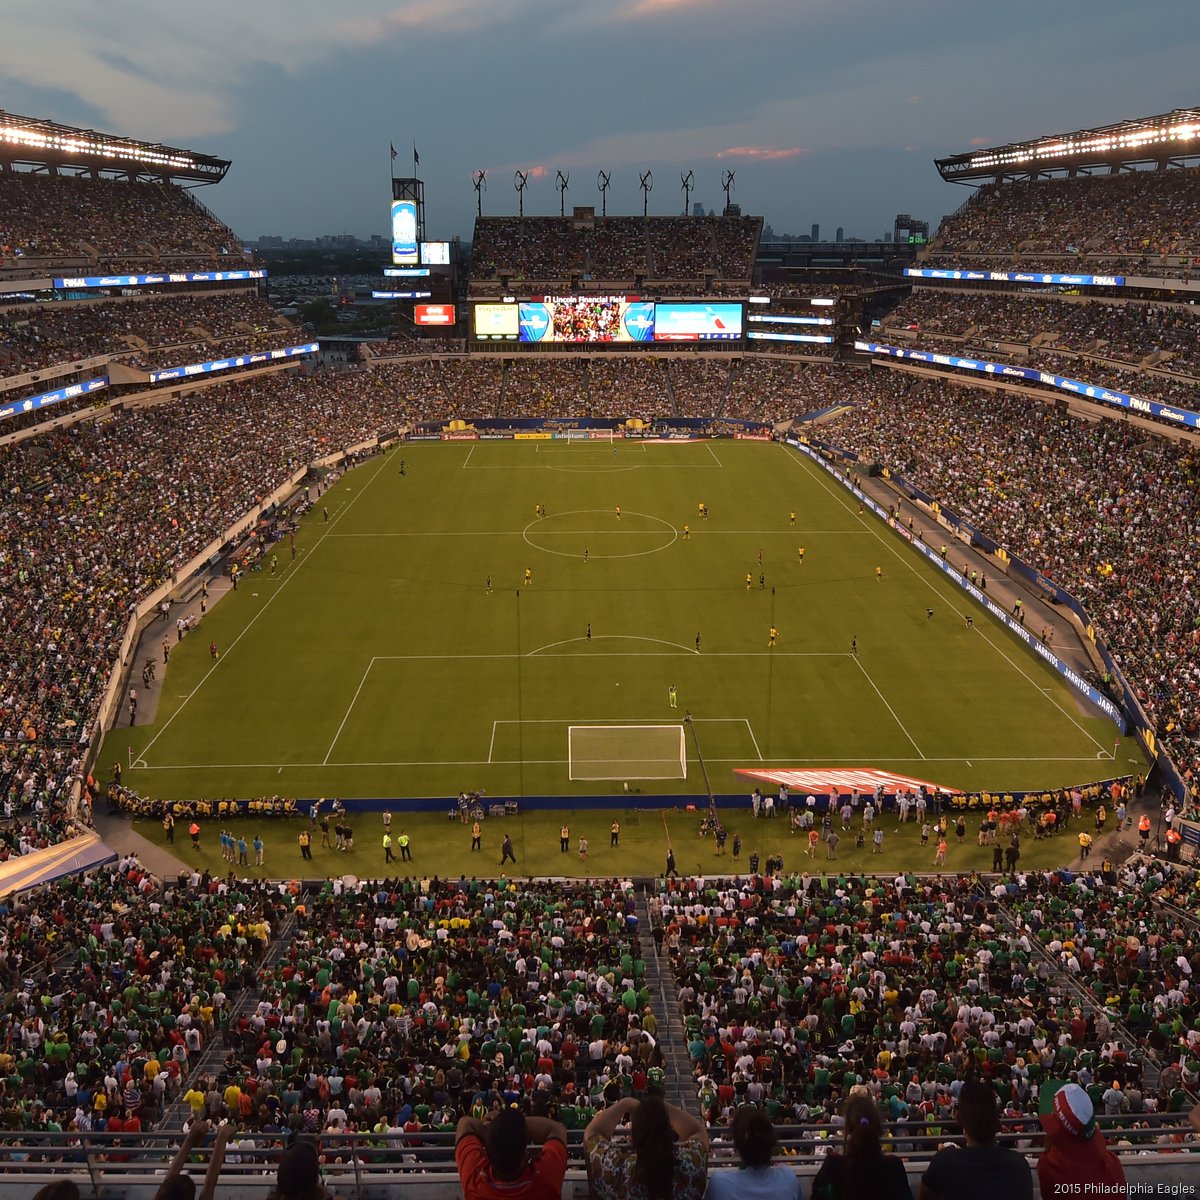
1037 1081 1126 1194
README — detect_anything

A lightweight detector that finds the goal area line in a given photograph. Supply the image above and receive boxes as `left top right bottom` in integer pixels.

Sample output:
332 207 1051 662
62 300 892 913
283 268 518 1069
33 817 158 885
487 716 763 764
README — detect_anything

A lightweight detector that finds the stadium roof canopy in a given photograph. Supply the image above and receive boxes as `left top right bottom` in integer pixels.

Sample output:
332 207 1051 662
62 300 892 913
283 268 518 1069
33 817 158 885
0 110 230 185
936 107 1200 184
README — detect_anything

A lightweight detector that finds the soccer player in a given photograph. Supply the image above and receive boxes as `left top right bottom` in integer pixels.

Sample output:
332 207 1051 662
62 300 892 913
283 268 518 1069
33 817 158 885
757 548 763 566
965 614 974 629
610 820 620 847
797 547 805 564
486 576 492 594
209 641 219 660
875 566 882 582
586 623 592 642
851 636 858 656
758 574 765 590
399 459 406 475
789 512 796 526
583 546 589 562
524 568 533 586
746 573 753 590
560 824 570 853
615 506 621 520
695 632 701 653
768 626 778 647
535 503 542 519
668 685 678 709
926 608 934 620
682 524 690 539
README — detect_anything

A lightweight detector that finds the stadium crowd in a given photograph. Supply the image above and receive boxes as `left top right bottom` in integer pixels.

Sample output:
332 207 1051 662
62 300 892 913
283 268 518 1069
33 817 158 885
1 293 284 377
655 861 1200 1135
933 170 1200 266
191 875 657 1135
0 174 243 263
469 215 761 285
883 290 1200 377
0 860 284 1131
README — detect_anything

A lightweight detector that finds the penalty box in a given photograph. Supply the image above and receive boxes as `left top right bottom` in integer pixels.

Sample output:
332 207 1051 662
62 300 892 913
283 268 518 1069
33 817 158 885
488 717 762 769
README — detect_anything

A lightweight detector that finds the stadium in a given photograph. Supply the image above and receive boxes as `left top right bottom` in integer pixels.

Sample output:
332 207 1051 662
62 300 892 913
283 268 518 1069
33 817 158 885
1 99 1199 1199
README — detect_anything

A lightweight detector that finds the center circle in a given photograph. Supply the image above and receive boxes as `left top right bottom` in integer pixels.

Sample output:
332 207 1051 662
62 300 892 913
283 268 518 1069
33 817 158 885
522 509 678 559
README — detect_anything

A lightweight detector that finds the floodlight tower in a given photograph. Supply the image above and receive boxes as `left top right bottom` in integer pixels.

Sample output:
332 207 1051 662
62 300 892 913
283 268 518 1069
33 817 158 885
514 170 529 218
721 170 735 215
472 169 487 218
681 170 694 215
597 170 611 217
639 170 653 218
556 170 570 217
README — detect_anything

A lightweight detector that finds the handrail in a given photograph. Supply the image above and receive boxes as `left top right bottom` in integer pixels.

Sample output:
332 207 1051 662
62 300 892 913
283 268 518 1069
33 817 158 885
0 1115 1193 1180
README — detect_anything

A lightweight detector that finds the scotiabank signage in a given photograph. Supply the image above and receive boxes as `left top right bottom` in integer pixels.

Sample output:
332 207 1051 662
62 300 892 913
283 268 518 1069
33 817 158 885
734 431 771 441
415 304 455 326
441 431 478 441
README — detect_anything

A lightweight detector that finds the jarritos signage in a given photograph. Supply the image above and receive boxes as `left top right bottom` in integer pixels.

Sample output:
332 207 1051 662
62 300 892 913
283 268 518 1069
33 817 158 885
736 767 960 796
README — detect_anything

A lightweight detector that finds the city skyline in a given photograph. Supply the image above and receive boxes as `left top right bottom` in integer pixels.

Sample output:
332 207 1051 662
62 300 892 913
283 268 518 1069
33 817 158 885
3 0 1196 245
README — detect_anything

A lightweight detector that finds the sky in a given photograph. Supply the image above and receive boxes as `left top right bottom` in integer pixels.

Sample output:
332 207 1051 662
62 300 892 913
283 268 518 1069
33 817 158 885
2 0 1197 244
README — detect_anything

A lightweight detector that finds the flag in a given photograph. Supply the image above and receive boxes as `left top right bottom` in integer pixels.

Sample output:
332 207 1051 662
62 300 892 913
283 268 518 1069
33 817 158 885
413 145 420 167
390 143 397 161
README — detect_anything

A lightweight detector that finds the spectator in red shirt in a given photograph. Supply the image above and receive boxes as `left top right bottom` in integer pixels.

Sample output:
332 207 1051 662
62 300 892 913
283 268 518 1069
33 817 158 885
455 1108 568 1200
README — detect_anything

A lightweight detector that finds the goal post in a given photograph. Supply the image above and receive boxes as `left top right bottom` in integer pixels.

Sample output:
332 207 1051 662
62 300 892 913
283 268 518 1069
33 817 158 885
568 724 686 781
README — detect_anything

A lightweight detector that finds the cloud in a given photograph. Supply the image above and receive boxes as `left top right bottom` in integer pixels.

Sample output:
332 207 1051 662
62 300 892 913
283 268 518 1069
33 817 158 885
331 0 506 40
715 146 810 161
0 0 512 141
969 137 991 146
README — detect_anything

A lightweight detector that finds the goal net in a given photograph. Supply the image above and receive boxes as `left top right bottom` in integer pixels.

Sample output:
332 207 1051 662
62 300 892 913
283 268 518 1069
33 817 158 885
568 724 686 781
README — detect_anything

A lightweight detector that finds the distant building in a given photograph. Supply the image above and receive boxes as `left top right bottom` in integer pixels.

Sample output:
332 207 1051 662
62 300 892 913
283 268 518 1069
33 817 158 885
835 226 844 242
810 223 820 242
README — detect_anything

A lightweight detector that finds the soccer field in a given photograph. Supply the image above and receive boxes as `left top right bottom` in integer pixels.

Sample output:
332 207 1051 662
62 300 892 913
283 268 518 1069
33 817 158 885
105 438 1138 802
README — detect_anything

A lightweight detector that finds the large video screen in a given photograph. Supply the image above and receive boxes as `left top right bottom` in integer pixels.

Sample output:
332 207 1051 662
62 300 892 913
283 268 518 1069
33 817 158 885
421 241 450 265
518 296 655 343
653 302 743 341
473 303 520 340
391 200 418 265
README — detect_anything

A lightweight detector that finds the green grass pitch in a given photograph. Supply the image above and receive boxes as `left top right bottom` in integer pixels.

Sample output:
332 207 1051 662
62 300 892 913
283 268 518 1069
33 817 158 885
104 438 1140 807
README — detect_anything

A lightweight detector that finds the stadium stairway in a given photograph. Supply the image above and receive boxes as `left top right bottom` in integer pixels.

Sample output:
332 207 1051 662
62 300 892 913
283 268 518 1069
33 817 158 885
158 909 300 1128
634 895 699 1115
985 888 1160 1093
